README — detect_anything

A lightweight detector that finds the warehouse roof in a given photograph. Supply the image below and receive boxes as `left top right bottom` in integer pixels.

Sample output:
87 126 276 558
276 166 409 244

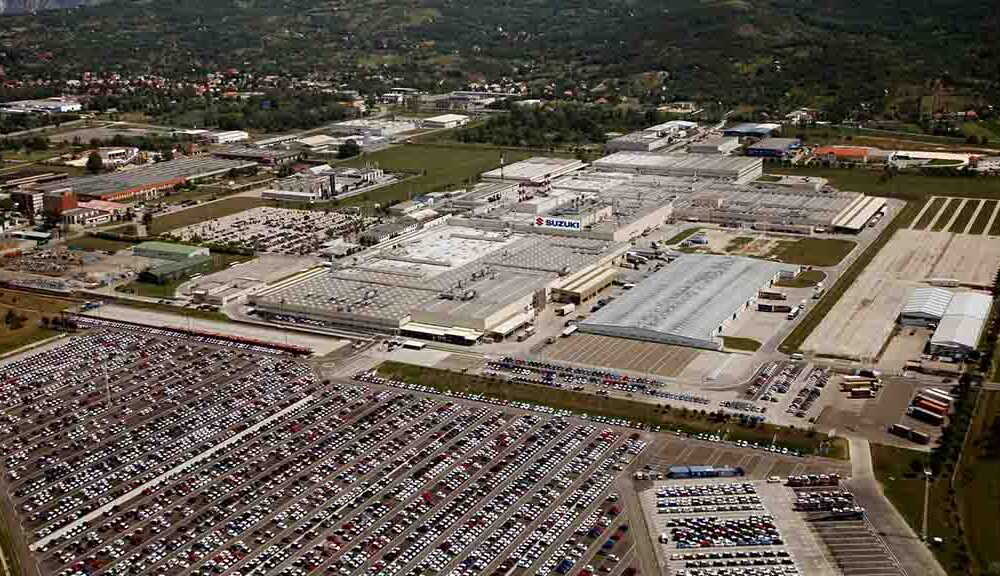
580 254 792 350
592 152 762 176
134 241 207 256
931 292 992 350
747 138 802 152
482 157 587 183
32 156 256 198
901 287 954 321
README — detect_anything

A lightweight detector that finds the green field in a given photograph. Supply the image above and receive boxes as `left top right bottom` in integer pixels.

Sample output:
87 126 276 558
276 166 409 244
948 199 980 233
955 390 1000 575
664 227 701 245
376 361 847 459
722 337 762 352
968 200 997 234
780 199 925 353
116 252 250 298
768 238 857 267
773 167 1000 201
0 508 20 576
932 198 961 231
913 197 947 230
147 196 267 235
0 291 67 356
776 269 827 288
336 143 539 207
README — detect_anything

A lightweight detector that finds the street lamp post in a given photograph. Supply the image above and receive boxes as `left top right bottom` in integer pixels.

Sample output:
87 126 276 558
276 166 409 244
922 468 932 541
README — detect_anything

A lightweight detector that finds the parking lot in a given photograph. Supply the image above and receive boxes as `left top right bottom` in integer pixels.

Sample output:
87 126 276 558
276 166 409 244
539 333 702 378
639 476 902 576
1 328 648 576
168 207 368 255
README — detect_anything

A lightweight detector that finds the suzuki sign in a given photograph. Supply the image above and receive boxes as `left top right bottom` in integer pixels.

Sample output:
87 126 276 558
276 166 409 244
534 216 581 230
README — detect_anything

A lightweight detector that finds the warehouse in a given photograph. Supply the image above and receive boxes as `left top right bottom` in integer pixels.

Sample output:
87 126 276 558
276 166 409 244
422 114 471 129
591 152 763 184
482 157 587 184
332 118 418 137
929 292 992 358
745 138 802 159
139 257 213 284
831 195 888 232
689 136 741 155
722 123 782 139
250 225 623 338
133 241 210 261
206 131 250 144
213 146 301 166
900 287 955 326
579 254 794 350
26 157 257 202
606 131 672 152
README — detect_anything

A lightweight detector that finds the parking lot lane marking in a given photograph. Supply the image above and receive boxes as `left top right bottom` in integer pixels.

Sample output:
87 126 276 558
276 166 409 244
29 393 318 552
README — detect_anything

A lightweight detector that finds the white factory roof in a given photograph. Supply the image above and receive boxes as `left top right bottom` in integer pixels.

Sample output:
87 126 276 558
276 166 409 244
646 120 698 133
424 113 470 124
901 287 954 321
580 254 793 350
592 152 761 177
297 134 340 148
931 292 992 351
482 157 587 183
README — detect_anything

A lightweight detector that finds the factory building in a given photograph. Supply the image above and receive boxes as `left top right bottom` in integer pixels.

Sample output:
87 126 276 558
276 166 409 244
1 97 82 114
592 152 763 184
689 136 741 156
422 114 471 129
900 287 956 327
250 225 625 340
26 157 257 202
332 118 418 137
579 254 795 350
606 131 672 152
207 131 251 144
930 292 992 359
213 146 301 166
722 123 782 139
745 138 802 159
481 157 587 184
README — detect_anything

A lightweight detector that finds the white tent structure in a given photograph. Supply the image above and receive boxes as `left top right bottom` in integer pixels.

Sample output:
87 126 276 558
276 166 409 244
930 292 992 358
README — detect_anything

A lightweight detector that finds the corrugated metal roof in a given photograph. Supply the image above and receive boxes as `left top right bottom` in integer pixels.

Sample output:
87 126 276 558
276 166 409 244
579 254 792 349
931 292 992 350
901 287 954 320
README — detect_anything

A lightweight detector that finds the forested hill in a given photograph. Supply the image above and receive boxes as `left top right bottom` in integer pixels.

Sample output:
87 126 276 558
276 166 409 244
1 0 997 109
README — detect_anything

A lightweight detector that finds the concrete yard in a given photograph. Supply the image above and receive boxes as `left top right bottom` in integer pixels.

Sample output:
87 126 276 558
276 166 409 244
802 227 1000 361
539 333 702 378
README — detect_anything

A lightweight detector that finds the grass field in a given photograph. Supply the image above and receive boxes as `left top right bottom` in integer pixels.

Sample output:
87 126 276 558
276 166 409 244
116 252 250 298
913 197 948 230
768 238 856 267
774 167 1000 201
66 235 136 253
932 198 961 231
948 199 980 233
336 143 538 207
989 208 1000 236
113 298 230 322
722 336 762 352
776 269 827 288
0 290 67 355
725 236 755 252
376 361 847 459
147 196 267 235
0 509 20 576
968 200 997 235
780 199 925 353
664 227 701 245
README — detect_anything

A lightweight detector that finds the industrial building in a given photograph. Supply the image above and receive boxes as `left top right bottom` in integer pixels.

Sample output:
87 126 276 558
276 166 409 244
579 254 795 350
481 157 587 184
606 131 673 152
0 97 82 114
133 241 210 261
250 224 625 340
213 146 301 166
592 152 763 184
689 136 741 155
422 114 471 129
745 138 802 159
645 120 699 136
25 157 257 202
332 118 418 137
261 173 336 203
722 123 782 139
930 292 992 358
207 131 251 144
900 287 956 326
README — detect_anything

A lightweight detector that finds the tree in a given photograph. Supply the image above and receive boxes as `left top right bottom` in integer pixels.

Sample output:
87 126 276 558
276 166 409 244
142 212 154 227
86 151 104 174
338 139 361 159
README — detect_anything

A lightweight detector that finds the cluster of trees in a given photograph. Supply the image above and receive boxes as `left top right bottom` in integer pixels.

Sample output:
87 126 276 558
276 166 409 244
453 104 677 148
1 0 997 113
155 92 352 132
0 112 80 135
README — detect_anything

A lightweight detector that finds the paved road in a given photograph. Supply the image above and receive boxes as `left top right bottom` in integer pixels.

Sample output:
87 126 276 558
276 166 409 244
844 437 947 576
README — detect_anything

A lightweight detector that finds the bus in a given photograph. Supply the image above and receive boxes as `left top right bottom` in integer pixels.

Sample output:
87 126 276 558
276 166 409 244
908 406 944 426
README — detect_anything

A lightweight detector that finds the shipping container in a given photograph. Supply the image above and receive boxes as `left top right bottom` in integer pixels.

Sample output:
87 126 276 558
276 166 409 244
841 378 878 391
758 290 787 301
921 388 954 405
908 406 944 426
913 398 949 416
850 387 875 398
758 303 774 312
910 430 931 445
888 423 912 439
